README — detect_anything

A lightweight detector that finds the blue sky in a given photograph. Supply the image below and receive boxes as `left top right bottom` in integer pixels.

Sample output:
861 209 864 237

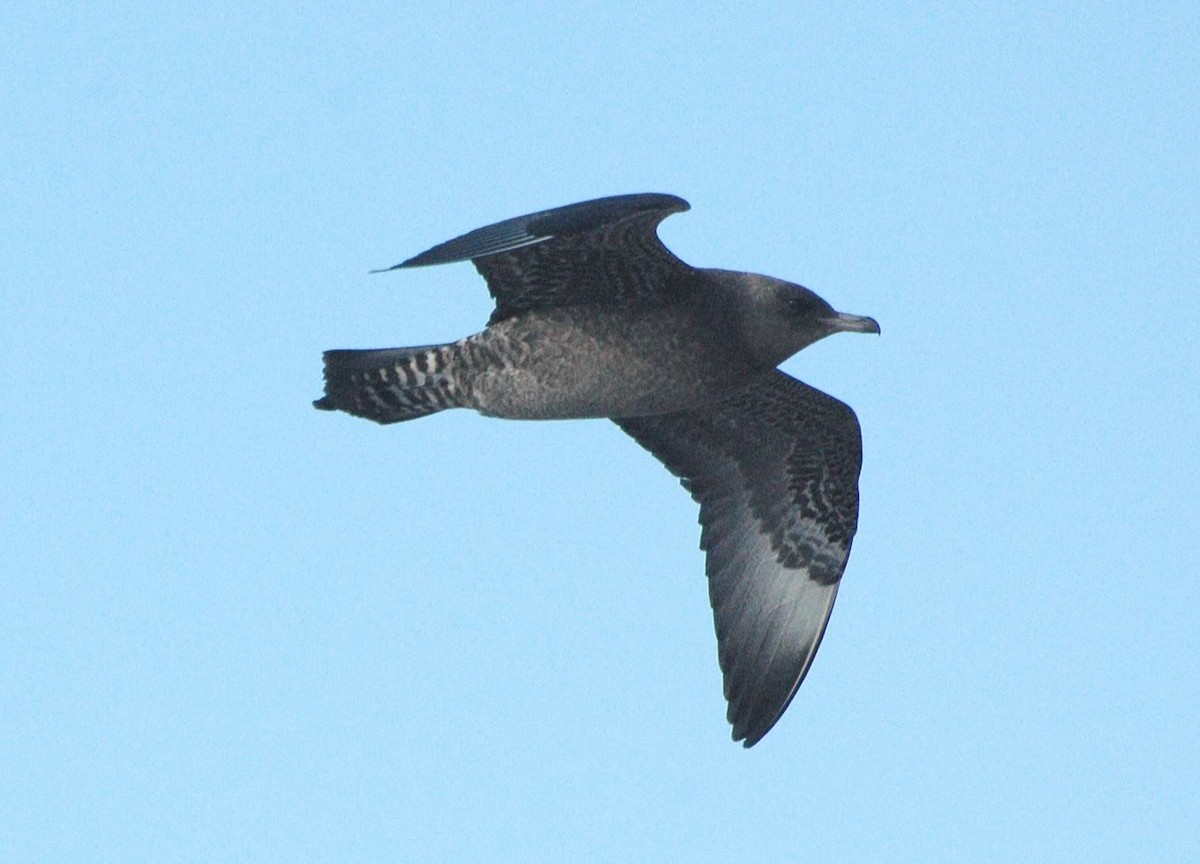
4 2 1198 861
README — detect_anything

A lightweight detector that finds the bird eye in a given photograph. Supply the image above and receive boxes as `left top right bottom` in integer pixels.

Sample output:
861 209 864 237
786 296 809 315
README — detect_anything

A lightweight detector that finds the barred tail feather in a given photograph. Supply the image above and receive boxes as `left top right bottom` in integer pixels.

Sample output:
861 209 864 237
313 345 464 424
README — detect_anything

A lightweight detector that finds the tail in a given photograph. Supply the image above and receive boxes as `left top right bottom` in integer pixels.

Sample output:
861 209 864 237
313 344 466 424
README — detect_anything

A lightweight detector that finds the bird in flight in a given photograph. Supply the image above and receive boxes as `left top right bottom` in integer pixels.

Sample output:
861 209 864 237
315 193 879 746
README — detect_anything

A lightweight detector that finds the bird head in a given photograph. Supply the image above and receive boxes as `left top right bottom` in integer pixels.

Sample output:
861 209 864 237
710 272 880 368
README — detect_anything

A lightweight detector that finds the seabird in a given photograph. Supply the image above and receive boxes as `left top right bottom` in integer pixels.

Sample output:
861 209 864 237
315 193 879 746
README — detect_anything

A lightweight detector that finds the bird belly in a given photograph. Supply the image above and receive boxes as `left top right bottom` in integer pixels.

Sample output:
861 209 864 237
458 310 738 420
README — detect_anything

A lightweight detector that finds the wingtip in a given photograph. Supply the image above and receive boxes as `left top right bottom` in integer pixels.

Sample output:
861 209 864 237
628 192 689 213
733 722 770 748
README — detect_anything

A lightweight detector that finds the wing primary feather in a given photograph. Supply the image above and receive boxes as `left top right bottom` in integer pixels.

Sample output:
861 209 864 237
371 193 689 271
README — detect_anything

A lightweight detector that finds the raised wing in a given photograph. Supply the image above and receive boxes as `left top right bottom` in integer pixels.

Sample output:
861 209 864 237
615 371 864 746
377 193 694 323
